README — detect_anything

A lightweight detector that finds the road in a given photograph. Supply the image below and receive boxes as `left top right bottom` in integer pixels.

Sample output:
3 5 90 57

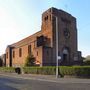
0 74 90 90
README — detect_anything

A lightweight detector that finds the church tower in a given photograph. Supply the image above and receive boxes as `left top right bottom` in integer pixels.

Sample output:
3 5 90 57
41 7 81 65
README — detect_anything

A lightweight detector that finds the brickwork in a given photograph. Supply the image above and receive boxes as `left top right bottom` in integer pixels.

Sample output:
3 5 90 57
5 7 82 67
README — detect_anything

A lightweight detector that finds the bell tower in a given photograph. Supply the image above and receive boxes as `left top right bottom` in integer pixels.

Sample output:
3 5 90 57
41 8 53 47
41 7 82 65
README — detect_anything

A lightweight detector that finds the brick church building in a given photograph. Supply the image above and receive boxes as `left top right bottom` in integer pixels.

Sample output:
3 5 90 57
5 7 82 67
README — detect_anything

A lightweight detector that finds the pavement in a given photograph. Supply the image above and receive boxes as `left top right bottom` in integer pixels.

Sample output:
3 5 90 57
0 72 90 84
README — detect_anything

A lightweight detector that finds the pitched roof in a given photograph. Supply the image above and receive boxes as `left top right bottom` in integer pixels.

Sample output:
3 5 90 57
10 31 42 48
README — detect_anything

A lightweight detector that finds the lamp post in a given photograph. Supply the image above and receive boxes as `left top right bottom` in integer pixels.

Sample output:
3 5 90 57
55 16 61 78
55 16 59 78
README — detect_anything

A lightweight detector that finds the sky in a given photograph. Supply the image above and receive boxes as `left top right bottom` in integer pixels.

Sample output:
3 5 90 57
0 0 90 57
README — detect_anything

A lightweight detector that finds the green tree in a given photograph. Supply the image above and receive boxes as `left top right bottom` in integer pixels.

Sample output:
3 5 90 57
83 60 90 65
24 54 36 67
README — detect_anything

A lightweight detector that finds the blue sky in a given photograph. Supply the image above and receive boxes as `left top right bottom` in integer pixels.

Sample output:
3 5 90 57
0 0 90 57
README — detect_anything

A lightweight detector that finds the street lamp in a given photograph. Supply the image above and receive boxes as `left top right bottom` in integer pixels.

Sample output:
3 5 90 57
55 16 58 78
55 16 61 78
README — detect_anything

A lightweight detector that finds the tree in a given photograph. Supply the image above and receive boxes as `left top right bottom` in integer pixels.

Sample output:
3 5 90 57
24 54 36 67
83 60 90 65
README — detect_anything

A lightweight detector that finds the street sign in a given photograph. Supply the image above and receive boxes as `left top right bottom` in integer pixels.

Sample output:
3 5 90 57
58 56 61 60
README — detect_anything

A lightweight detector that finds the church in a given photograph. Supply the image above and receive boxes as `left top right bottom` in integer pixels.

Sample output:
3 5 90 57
5 7 82 67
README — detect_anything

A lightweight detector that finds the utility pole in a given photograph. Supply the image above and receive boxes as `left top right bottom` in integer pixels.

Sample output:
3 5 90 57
55 16 58 78
55 16 61 78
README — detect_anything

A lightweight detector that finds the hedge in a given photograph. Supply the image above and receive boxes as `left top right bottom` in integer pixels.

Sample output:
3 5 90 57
23 66 90 78
59 66 90 77
0 66 90 78
23 66 56 75
0 67 15 73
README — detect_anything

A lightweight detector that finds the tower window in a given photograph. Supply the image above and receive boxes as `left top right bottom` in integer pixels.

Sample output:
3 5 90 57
50 15 51 21
44 16 48 21
19 48 22 57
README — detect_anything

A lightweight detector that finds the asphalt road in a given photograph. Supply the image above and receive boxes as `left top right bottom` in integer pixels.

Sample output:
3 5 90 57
0 75 90 90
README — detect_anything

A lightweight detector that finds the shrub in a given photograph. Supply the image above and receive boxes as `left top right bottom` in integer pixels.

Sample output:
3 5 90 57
23 66 56 75
1 66 90 78
59 66 90 77
83 60 90 65
23 66 90 78
24 54 36 67
38 66 56 75
23 67 38 74
0 67 15 73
